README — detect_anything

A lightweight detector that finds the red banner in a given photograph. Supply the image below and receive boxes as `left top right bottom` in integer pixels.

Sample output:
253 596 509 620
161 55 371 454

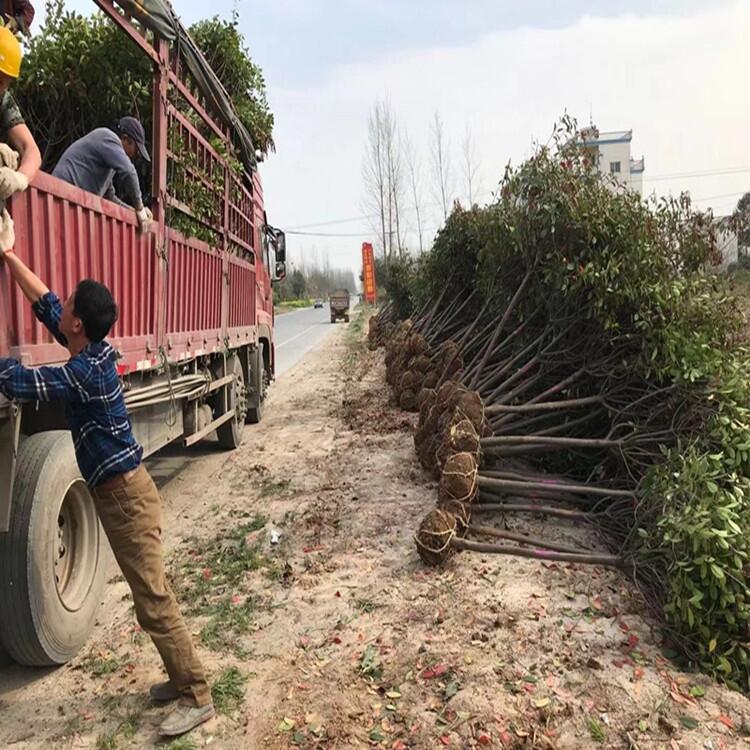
362 242 377 304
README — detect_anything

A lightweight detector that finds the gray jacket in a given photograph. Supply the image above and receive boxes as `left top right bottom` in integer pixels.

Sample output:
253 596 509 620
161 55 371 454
53 128 143 209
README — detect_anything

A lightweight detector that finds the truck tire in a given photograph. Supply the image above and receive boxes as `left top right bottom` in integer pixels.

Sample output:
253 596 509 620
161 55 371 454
246 346 264 425
0 431 108 666
215 354 247 449
0 642 11 667
330 315 336 324
344 314 350 323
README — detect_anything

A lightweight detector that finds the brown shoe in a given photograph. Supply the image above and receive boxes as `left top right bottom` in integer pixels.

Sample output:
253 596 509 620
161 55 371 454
149 680 180 703
158 702 215 736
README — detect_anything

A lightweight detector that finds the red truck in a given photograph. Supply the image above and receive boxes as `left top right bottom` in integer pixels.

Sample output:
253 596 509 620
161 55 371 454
0 0 285 666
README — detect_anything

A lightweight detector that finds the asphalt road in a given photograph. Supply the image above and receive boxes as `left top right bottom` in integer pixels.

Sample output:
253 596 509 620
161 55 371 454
274 304 340 376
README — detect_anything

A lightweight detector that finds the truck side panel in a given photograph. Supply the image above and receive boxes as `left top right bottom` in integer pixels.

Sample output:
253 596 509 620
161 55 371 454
0 173 159 370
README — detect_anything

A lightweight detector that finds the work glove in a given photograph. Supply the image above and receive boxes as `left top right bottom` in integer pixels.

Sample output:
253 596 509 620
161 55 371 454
0 167 28 200
0 144 19 171
0 209 15 255
135 206 153 234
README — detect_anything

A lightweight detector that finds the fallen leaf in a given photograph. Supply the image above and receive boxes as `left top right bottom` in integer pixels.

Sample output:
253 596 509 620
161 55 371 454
278 717 295 732
717 714 734 729
369 727 386 742
439 735 451 746
534 698 550 708
689 686 705 698
385 690 401 699
422 664 449 680
679 716 698 730
478 733 492 745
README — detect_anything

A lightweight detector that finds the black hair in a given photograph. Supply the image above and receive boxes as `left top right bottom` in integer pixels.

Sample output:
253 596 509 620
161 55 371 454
73 279 118 342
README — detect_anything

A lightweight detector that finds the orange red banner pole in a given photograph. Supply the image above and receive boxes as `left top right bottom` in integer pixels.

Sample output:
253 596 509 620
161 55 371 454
362 242 377 304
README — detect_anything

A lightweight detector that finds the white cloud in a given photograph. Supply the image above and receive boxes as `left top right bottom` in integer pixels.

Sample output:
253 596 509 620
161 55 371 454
260 1 750 276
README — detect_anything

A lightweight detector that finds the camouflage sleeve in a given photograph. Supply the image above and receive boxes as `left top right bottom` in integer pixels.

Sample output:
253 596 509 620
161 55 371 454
0 93 25 140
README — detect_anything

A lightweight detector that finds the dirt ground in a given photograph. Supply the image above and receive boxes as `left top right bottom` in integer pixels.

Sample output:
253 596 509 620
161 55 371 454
2 315 750 750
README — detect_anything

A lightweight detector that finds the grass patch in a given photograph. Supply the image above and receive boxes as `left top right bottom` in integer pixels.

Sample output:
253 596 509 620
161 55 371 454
354 598 379 614
587 715 605 742
173 515 268 655
163 739 198 750
95 733 118 750
259 477 292 497
211 667 247 715
199 597 257 655
80 651 123 677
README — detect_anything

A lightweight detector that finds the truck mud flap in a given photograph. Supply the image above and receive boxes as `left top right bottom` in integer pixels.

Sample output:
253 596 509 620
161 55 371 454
0 403 20 534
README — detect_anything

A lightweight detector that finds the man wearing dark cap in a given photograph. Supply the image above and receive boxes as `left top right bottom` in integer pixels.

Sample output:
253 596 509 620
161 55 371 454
53 116 153 233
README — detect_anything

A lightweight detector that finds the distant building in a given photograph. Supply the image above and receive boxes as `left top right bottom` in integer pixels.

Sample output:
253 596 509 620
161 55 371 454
715 217 739 269
581 127 645 195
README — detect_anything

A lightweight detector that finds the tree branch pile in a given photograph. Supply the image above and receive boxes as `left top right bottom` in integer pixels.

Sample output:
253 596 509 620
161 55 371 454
369 120 750 690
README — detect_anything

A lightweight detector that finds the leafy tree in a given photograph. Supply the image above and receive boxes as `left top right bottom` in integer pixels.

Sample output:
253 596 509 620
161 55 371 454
289 267 306 299
190 14 274 156
730 192 750 249
14 0 274 171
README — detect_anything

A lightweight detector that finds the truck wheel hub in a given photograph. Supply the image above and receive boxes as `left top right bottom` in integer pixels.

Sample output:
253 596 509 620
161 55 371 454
54 481 100 613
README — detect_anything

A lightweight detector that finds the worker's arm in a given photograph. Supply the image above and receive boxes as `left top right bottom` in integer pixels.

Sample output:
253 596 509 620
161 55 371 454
103 178 131 209
0 356 89 404
7 123 41 184
99 134 143 210
0 212 68 347
0 248 49 305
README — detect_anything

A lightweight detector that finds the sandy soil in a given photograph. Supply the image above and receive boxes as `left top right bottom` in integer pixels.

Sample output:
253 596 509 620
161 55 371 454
2 317 750 750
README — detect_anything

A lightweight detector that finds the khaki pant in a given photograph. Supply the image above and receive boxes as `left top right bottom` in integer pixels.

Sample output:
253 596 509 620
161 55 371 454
93 464 211 707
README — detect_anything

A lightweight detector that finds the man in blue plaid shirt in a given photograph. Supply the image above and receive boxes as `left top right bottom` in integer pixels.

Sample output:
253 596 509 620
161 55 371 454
0 211 214 737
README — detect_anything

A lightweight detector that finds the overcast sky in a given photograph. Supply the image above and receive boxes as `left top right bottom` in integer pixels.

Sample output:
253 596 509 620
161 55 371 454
41 1 750 276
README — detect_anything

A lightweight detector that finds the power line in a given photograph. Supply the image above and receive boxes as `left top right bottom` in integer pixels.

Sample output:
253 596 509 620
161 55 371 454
284 167 748 234
692 190 745 203
643 166 750 183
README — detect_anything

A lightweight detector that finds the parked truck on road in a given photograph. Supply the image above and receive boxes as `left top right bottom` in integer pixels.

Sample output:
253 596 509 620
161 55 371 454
0 0 285 667
329 289 350 323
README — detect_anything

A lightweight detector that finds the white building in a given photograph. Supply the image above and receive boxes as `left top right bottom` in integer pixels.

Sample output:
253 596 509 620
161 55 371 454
581 128 645 195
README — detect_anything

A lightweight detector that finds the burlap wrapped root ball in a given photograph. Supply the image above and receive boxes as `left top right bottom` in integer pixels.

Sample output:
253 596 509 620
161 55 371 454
414 389 437 453
367 316 383 350
435 418 481 471
452 391 492 438
415 508 457 566
399 389 419 411
437 498 471 536
438 451 479 504
412 354 432 374
422 370 440 390
439 341 463 380
407 333 429 357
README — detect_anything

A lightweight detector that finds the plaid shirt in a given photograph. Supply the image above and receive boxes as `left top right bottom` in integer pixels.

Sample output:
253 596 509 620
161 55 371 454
0 292 142 487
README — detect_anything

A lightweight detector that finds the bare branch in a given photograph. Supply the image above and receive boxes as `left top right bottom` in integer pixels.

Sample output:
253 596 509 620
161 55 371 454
461 124 481 206
430 111 453 221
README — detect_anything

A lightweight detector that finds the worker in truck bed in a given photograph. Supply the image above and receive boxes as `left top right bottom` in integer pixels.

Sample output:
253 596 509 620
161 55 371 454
53 116 153 233
0 24 41 201
0 212 215 738
3 0 35 36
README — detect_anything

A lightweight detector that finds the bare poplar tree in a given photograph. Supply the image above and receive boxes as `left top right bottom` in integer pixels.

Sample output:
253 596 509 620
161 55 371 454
430 111 453 221
461 124 480 206
361 102 388 261
403 130 425 254
362 100 404 260
384 107 404 256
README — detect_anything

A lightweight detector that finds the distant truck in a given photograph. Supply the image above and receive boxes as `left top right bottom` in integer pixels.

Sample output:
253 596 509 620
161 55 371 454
329 289 350 323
